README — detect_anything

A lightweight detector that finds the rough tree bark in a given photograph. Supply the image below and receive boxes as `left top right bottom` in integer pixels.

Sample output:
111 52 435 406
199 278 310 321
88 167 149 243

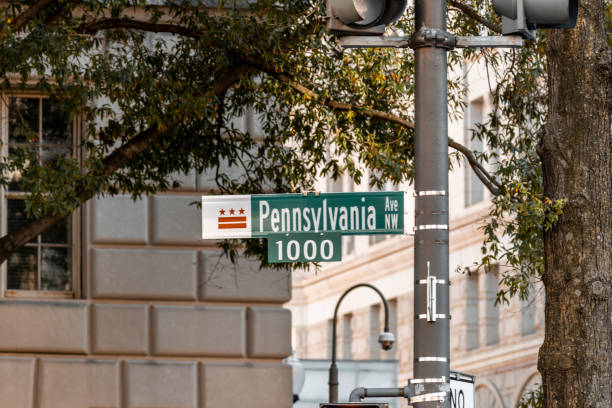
537 1 611 407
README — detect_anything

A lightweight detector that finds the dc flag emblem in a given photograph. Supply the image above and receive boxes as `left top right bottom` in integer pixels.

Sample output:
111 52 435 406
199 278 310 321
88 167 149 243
202 195 252 239
218 207 247 229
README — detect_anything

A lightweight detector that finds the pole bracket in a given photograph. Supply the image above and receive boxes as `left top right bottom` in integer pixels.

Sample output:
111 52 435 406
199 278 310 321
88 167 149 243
426 261 438 322
339 33 524 49
409 27 456 50
409 391 448 404
407 382 450 405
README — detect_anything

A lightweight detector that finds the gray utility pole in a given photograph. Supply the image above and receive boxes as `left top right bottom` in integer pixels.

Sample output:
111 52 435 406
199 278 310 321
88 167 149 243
410 0 451 406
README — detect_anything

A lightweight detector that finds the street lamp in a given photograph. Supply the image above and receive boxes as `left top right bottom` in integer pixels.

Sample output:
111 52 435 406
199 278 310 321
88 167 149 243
329 283 395 403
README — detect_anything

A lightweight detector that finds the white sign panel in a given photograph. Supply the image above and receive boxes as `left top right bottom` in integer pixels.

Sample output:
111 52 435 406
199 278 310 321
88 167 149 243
202 195 252 239
450 376 475 408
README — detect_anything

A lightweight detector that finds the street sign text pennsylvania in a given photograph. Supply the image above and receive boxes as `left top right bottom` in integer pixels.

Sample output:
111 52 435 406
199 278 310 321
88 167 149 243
202 192 406 262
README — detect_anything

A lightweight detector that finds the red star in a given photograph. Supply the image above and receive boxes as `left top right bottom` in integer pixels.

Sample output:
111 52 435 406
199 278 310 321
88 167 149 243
239 208 245 215
229 208 235 215
219 209 225 215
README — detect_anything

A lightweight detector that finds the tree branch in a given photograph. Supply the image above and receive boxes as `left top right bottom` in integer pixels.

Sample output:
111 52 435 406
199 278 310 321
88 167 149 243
9 0 59 31
241 54 502 196
27 11 503 197
75 15 319 42
41 0 81 26
0 10 501 266
448 137 500 195
448 0 502 34
76 18 201 38
242 55 416 129
0 63 250 264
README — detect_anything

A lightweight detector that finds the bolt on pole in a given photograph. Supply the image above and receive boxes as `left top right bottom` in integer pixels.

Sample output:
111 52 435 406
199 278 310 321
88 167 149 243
411 0 451 406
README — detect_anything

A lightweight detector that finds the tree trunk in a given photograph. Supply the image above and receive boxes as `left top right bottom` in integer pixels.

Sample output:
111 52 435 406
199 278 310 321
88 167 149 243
537 1 611 407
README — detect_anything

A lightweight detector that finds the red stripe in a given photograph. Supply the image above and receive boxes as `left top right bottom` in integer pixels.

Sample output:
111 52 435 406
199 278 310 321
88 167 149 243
218 216 247 222
218 223 247 229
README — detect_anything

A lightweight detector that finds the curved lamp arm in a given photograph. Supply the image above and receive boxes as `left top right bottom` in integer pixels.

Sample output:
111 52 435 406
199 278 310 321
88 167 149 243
328 283 393 403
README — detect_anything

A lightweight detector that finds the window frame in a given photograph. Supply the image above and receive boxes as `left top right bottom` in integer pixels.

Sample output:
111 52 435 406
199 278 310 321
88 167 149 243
464 96 487 208
0 92 81 299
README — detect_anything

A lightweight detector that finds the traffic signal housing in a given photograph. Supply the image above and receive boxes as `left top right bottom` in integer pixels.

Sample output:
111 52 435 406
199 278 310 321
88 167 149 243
493 0 578 39
326 0 407 36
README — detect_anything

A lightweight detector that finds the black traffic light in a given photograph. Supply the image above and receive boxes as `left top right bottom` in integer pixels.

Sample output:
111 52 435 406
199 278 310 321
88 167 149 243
320 404 389 408
326 0 407 36
493 0 578 39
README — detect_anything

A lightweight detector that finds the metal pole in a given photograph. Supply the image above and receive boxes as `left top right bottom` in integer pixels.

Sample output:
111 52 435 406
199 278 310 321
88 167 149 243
411 0 450 407
328 283 392 403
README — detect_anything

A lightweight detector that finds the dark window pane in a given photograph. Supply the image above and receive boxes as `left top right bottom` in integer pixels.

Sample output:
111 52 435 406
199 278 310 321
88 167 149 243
42 216 70 244
41 247 71 291
9 97 39 144
42 97 71 146
7 199 36 243
41 146 71 165
7 247 38 290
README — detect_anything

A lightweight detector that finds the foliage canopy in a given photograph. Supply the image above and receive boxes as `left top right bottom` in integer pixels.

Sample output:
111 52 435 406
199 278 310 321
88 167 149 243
0 0 570 302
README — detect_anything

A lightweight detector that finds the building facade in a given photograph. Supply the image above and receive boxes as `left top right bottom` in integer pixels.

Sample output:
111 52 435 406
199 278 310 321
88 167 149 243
287 58 544 408
0 94 293 408
0 11 544 408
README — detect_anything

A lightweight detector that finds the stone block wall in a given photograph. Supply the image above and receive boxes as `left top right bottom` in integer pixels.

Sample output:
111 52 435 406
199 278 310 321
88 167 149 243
0 357 291 408
0 184 294 408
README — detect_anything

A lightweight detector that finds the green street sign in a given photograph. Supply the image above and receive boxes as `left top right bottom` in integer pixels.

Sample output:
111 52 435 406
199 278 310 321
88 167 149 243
267 233 342 263
202 191 406 263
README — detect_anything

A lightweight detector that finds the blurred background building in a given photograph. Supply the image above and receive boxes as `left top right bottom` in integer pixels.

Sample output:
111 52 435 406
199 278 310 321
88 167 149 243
287 57 544 408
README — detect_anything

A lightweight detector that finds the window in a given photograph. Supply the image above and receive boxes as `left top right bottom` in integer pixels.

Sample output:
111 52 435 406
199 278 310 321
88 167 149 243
2 95 78 297
369 303 381 359
464 98 485 207
342 313 353 359
327 174 343 194
385 298 398 359
481 266 499 346
465 272 479 350
465 267 500 350
521 295 537 336
370 298 398 360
